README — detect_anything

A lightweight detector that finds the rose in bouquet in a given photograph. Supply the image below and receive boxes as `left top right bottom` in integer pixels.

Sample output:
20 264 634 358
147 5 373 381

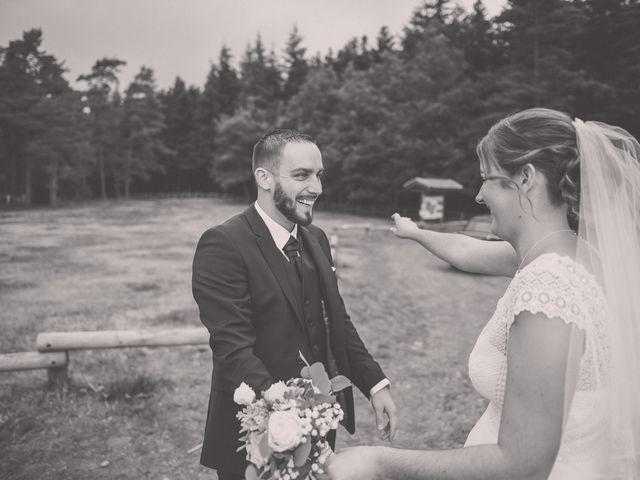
235 360 352 480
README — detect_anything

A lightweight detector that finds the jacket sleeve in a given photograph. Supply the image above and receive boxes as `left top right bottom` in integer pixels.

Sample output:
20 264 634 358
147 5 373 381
318 230 386 398
192 226 273 393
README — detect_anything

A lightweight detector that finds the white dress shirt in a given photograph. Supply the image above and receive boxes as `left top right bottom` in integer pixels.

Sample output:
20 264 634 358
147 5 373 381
253 202 390 397
254 201 297 260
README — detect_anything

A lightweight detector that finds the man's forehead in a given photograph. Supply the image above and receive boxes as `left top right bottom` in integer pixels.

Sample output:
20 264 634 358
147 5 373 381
279 142 323 169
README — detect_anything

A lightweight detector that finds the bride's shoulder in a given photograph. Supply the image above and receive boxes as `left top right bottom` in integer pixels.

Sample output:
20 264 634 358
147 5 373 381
515 252 604 303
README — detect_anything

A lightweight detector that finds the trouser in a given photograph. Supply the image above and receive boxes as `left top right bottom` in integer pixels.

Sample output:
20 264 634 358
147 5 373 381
216 470 243 480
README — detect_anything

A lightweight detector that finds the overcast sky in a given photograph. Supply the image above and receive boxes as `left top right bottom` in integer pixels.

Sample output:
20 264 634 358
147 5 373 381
0 0 506 91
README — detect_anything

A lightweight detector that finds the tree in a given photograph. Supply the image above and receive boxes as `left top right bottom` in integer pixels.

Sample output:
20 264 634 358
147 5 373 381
372 26 396 63
77 57 126 199
160 77 202 191
578 0 640 135
211 108 266 199
492 0 590 109
239 35 282 117
0 29 68 205
26 91 92 205
282 26 309 101
119 67 172 197
456 1 502 75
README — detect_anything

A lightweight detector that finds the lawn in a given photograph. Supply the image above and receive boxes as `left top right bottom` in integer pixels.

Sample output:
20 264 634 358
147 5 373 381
0 198 509 479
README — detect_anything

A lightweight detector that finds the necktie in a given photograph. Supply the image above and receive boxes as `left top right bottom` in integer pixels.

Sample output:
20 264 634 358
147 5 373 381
283 235 302 280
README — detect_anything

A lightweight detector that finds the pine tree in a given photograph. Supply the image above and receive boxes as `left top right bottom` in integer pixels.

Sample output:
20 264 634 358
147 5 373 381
218 46 241 116
282 25 309 101
160 77 201 191
119 67 172 197
493 0 589 109
578 0 640 135
27 91 92 205
372 26 395 63
77 57 126 199
239 35 282 115
0 29 68 205
212 108 266 199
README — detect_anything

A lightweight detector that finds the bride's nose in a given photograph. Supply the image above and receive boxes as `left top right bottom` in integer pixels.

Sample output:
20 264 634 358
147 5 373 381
475 189 485 205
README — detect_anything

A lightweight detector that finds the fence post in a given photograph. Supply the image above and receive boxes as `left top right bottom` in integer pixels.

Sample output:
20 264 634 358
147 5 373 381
47 351 68 391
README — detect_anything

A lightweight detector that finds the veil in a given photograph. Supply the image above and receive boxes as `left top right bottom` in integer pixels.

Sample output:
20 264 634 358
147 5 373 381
569 118 640 478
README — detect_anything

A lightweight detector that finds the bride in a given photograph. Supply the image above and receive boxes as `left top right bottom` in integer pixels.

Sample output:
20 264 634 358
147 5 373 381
325 108 640 479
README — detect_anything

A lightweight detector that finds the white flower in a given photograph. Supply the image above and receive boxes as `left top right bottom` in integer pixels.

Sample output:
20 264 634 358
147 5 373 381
268 410 304 452
263 381 288 403
234 382 256 406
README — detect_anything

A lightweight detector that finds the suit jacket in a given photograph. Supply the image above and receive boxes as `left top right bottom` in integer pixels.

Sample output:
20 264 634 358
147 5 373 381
192 205 386 473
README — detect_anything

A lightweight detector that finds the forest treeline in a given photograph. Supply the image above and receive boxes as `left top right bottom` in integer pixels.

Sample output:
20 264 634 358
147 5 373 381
0 0 638 209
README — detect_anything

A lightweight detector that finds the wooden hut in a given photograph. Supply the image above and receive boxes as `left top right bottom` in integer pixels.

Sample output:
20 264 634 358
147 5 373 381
402 177 464 221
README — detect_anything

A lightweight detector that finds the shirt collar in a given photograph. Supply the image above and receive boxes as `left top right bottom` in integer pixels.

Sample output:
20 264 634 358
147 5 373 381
254 201 298 251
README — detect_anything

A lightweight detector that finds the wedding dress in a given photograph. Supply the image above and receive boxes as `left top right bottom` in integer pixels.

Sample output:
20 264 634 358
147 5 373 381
465 252 611 479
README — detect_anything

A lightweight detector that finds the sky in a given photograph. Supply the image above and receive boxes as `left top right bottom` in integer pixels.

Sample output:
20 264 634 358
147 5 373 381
0 0 506 91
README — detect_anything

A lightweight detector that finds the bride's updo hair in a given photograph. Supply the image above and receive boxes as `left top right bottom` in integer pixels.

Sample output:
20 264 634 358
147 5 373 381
477 108 581 231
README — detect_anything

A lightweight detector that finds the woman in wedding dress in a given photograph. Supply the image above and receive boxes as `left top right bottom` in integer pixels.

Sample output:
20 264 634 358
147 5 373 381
325 108 640 480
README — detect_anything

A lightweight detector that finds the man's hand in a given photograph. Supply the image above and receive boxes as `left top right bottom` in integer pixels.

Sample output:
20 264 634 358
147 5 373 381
370 386 397 441
324 447 380 480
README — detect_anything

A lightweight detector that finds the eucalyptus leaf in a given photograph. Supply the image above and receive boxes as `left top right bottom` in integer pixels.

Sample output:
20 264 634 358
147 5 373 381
293 436 312 467
329 375 352 393
245 464 259 480
305 362 331 395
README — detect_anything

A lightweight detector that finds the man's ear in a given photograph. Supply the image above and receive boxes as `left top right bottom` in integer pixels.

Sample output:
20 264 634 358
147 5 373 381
254 167 273 191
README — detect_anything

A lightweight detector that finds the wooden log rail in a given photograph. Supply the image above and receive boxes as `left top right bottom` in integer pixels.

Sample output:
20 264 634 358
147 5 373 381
1 327 209 389
0 351 67 372
36 327 209 352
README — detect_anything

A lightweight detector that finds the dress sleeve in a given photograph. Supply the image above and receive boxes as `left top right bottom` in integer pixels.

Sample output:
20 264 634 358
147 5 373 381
508 262 590 332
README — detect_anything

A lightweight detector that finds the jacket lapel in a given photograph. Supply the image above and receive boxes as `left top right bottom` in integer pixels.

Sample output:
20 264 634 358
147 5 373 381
243 206 305 326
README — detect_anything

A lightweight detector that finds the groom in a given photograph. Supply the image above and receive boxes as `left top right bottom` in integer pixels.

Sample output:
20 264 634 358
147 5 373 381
192 129 397 480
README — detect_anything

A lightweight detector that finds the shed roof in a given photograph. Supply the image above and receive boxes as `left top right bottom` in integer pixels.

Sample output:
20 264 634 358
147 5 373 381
402 177 464 192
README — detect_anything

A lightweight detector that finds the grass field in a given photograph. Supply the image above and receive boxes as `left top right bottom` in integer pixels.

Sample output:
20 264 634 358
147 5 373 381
0 198 509 479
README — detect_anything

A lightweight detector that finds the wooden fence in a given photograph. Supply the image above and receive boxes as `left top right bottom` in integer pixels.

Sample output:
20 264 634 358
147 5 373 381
1 328 209 390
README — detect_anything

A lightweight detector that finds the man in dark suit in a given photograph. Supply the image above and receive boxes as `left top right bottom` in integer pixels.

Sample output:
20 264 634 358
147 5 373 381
192 129 397 480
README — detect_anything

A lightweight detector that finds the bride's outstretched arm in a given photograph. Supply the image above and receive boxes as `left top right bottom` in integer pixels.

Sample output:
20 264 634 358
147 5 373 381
326 311 582 480
390 214 517 277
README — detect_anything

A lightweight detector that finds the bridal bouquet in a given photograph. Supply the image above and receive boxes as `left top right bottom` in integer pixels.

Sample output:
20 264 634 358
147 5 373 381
235 359 351 480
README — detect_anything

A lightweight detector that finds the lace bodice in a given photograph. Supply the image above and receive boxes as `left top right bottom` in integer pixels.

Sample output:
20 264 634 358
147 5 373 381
466 253 610 473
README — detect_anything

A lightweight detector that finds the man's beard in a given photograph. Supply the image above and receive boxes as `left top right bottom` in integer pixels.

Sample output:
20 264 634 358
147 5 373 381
273 182 313 226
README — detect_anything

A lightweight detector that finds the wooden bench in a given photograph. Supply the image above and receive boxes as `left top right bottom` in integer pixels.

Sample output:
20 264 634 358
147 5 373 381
0 327 209 389
0 351 69 388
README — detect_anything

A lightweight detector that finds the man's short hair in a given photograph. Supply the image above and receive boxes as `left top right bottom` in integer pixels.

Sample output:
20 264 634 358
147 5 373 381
252 129 315 172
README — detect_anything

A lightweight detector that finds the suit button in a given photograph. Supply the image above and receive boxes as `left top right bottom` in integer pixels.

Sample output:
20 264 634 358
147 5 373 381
304 299 310 306
313 345 320 354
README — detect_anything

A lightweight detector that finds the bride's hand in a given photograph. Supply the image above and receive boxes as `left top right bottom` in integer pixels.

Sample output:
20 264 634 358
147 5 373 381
322 447 380 480
390 213 419 239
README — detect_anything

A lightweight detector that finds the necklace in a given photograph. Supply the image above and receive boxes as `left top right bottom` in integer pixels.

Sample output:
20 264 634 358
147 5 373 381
517 229 576 271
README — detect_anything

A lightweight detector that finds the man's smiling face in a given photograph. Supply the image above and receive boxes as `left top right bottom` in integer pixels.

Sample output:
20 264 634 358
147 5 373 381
272 142 324 227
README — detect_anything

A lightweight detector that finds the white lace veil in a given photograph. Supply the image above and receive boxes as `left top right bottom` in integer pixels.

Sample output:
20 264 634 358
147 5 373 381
570 118 640 478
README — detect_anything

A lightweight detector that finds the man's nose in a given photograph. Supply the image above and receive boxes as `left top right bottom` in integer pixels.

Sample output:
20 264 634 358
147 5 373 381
308 176 322 195
475 189 484 205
